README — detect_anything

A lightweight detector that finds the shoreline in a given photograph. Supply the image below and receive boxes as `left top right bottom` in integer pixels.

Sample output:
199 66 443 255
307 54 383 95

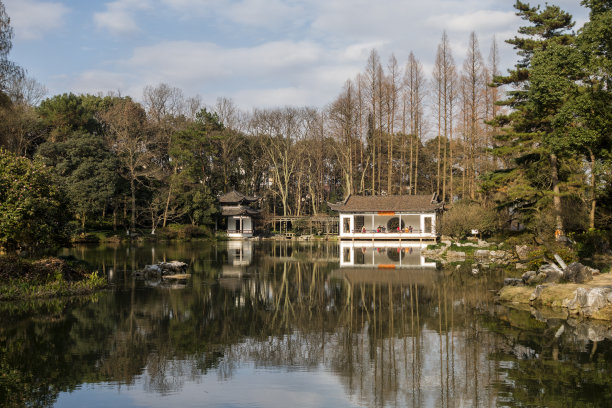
0 256 107 302
498 273 612 321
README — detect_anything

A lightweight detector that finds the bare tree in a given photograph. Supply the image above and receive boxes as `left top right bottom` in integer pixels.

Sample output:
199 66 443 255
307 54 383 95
101 98 159 232
433 31 457 201
328 80 359 198
404 52 426 195
250 107 308 216
364 49 380 195
462 31 485 200
386 54 401 194
142 83 185 123
6 76 47 106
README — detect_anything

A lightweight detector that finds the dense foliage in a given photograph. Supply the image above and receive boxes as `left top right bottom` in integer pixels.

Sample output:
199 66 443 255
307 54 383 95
0 150 68 249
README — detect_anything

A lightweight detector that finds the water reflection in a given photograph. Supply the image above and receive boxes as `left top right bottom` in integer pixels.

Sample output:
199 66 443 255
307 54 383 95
1 242 611 407
339 241 436 269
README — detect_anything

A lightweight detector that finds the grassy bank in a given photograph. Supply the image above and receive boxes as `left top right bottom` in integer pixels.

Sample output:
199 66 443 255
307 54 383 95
0 256 107 301
71 224 217 244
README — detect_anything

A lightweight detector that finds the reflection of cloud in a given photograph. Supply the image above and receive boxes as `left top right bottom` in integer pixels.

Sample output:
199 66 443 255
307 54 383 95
4 0 69 40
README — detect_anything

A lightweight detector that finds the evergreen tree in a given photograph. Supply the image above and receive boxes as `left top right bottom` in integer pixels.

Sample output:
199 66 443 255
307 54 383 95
483 1 576 236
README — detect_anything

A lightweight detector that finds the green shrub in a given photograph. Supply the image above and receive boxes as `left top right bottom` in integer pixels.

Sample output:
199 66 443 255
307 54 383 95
526 245 578 269
160 224 213 240
0 150 69 250
572 229 611 258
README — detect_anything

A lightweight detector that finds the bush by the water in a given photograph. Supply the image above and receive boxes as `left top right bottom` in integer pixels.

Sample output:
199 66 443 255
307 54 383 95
159 224 213 240
0 150 69 250
0 255 106 300
440 201 499 239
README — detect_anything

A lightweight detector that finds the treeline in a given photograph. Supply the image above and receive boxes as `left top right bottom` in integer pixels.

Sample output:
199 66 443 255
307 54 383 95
0 0 610 242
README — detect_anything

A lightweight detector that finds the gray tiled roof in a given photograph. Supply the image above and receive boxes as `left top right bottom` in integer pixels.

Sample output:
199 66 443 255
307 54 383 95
219 190 258 204
329 194 443 213
221 206 261 216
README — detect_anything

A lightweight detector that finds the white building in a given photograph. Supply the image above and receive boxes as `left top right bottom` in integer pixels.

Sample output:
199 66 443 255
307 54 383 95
219 190 261 239
329 194 444 241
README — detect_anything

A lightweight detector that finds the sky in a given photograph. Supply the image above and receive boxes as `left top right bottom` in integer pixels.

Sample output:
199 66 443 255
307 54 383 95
4 0 590 110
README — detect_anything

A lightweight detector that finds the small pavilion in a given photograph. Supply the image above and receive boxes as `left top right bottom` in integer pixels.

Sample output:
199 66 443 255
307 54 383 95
329 194 444 241
219 190 261 239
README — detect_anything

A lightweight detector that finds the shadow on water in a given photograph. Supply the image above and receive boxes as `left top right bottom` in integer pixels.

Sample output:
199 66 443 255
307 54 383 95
1 241 611 407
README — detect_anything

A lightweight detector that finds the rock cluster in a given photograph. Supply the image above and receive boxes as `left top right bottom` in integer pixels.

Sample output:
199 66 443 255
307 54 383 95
138 261 188 278
564 287 612 318
514 261 599 286
474 249 516 263
421 241 516 265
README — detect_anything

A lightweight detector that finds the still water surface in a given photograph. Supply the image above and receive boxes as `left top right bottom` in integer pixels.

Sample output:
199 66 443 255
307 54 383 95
2 241 612 407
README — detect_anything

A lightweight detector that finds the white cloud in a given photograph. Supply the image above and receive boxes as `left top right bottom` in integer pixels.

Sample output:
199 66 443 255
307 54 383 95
427 10 517 33
3 0 69 40
94 0 152 35
124 40 324 84
69 70 134 96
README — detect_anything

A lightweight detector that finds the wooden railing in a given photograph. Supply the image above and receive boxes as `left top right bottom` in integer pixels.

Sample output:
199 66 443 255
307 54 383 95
350 228 427 234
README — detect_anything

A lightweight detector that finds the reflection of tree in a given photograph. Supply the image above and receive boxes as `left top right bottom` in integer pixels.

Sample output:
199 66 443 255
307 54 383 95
3 243 611 407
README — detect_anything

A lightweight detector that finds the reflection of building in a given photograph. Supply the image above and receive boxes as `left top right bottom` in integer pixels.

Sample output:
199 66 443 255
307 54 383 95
220 241 254 291
219 190 261 239
329 194 444 241
339 241 436 269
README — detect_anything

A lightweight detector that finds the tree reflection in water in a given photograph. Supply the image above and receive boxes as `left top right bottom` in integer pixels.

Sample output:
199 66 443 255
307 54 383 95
1 241 612 407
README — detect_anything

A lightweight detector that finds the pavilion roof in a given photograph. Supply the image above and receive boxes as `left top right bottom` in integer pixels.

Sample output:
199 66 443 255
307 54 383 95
219 190 259 205
221 206 261 217
329 194 443 213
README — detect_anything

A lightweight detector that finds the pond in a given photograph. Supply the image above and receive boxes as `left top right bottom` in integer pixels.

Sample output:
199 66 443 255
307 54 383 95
1 241 612 407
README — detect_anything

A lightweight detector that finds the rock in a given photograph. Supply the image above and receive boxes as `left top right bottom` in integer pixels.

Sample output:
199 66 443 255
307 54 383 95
446 251 466 261
158 261 188 275
143 264 161 275
566 287 612 317
474 250 490 260
516 263 528 270
530 272 547 284
504 278 523 286
529 285 546 301
538 264 564 283
142 261 188 277
515 245 531 261
554 325 565 338
553 254 568 270
471 264 480 275
513 344 537 360
490 250 517 263
585 288 609 312
521 270 536 283
564 262 596 283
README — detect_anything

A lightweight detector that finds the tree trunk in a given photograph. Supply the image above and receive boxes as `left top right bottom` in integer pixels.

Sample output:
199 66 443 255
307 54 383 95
130 176 136 232
589 149 596 229
550 153 563 238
